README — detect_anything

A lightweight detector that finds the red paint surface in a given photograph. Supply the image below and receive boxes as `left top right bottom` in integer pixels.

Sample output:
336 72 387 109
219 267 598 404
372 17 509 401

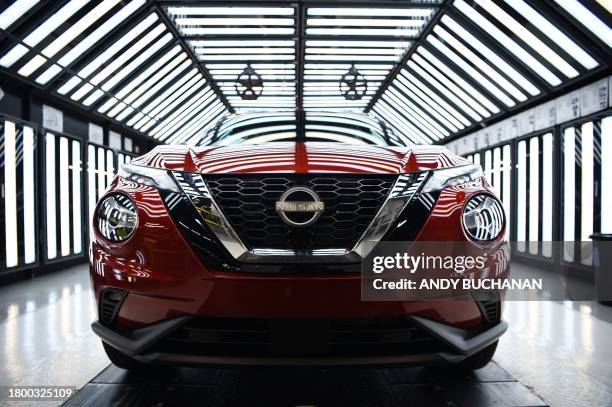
91 145 504 331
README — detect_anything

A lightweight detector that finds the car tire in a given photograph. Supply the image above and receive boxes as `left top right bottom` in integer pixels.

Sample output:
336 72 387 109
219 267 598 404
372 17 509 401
454 340 498 371
102 342 145 371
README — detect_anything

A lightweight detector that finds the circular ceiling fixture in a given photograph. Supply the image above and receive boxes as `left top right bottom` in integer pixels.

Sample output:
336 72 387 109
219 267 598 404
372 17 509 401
235 64 263 100
339 64 368 100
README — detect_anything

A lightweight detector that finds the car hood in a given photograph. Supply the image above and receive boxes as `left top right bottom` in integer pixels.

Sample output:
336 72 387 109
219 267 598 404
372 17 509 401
131 142 469 174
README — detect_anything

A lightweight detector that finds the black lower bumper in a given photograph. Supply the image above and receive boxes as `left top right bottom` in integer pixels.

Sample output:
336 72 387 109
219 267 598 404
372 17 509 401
92 315 507 367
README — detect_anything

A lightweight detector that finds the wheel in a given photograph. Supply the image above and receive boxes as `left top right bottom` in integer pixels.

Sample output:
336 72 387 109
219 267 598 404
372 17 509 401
102 342 145 370
454 340 498 371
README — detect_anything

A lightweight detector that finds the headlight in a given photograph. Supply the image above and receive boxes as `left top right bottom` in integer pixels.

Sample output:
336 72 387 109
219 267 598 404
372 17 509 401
462 194 505 241
118 163 180 192
96 193 138 242
421 164 482 193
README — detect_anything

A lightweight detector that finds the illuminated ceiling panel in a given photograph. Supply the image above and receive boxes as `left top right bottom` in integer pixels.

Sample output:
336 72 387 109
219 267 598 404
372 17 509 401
0 0 608 146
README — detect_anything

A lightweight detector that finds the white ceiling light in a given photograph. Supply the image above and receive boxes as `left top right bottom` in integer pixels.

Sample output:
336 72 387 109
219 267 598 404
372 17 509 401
454 0 561 86
440 15 539 96
167 7 294 16
182 27 294 35
56 14 158 95
0 0 40 30
553 0 612 48
433 25 526 102
18 0 120 77
504 0 597 69
306 28 419 36
308 18 425 27
425 36 511 108
175 17 293 26
475 0 579 78
0 0 91 68
36 0 146 84
307 8 434 17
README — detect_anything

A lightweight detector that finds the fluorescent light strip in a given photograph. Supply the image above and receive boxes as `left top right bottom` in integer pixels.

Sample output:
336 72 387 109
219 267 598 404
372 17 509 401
504 0 597 69
191 40 294 47
307 18 426 27
183 27 294 35
114 46 182 99
172 103 225 144
99 31 171 91
433 25 526 102
4 121 18 267
306 63 393 69
0 0 40 30
19 0 120 77
305 54 400 61
140 71 201 116
306 47 404 55
413 53 487 119
424 38 510 108
175 17 293 25
475 0 578 78
384 88 447 139
200 54 295 61
372 107 416 144
162 93 218 143
307 8 434 17
115 106 134 121
0 0 91 68
151 79 207 122
71 83 94 101
407 59 479 122
154 89 215 139
206 63 296 69
212 69 296 75
306 28 419 36
23 126 35 263
59 137 70 256
98 97 118 114
198 47 295 54
375 101 431 144
107 101 127 118
396 70 466 129
45 133 57 259
305 69 387 75
126 55 188 106
391 78 459 132
441 15 539 96
167 7 294 16
36 0 146 84
132 61 193 109
555 0 612 48
57 14 159 95
454 0 560 86
305 40 410 48
82 89 105 106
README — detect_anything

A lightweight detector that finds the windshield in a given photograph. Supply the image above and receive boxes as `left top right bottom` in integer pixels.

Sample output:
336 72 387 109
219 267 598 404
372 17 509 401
205 112 401 146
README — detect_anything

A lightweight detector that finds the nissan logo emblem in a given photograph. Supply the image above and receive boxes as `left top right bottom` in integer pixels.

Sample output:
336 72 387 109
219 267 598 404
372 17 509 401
275 187 325 227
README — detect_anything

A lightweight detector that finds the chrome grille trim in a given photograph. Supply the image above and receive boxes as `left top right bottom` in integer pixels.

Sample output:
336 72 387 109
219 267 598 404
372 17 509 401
172 171 428 263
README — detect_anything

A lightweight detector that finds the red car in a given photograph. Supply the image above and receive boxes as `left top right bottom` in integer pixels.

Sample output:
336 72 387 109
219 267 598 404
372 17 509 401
90 112 507 370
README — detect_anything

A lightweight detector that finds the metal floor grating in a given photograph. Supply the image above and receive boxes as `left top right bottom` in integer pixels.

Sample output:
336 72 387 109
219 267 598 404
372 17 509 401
62 361 547 407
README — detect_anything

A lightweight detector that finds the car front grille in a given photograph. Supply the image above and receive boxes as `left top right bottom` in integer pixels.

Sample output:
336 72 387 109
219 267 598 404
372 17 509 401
155 317 445 358
204 175 396 251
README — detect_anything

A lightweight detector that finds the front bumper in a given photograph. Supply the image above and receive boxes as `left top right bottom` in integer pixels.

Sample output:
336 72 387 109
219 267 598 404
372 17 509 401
92 316 507 367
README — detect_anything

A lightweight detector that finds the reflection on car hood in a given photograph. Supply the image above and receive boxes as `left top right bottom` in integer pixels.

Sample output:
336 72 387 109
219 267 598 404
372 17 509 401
131 142 469 174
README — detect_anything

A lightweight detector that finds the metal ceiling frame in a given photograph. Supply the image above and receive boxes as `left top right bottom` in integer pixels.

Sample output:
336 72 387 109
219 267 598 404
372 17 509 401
0 0 609 145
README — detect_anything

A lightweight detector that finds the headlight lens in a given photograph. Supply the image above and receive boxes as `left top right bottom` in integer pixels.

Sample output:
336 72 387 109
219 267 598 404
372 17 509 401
462 194 505 241
118 163 180 192
96 193 138 242
421 164 483 193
